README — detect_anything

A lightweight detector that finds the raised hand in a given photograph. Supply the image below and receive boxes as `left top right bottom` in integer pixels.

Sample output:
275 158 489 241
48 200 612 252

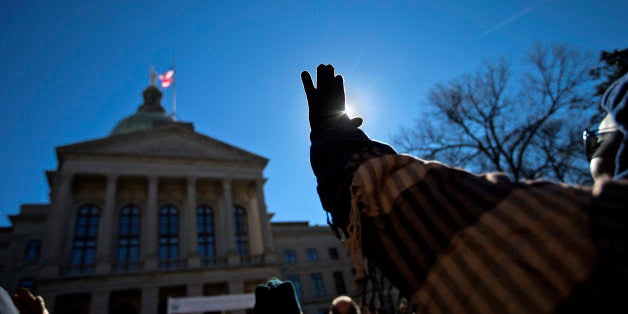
301 64 361 136
12 288 49 314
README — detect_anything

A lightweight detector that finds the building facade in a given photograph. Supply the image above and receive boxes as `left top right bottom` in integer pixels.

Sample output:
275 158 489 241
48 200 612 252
272 222 356 314
0 82 355 314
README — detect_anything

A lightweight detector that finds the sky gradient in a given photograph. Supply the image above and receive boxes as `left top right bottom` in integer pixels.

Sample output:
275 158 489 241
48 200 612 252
1 0 627 227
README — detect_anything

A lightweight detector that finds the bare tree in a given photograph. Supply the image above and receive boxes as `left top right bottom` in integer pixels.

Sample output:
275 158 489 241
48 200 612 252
394 43 596 183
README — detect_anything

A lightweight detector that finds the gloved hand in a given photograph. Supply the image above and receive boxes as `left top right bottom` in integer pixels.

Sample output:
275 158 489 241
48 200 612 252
301 64 362 140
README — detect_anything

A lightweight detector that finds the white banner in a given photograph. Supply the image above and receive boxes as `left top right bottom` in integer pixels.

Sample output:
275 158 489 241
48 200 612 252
167 293 255 314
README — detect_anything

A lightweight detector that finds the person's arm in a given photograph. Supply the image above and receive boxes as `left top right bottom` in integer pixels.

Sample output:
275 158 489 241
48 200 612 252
302 64 396 235
302 65 600 312
601 72 628 133
600 72 628 178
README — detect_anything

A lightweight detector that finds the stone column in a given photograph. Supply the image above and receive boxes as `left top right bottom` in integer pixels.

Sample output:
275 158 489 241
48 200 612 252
141 286 158 314
89 290 110 314
256 179 275 257
96 174 118 274
40 172 73 277
143 176 159 271
185 177 201 268
221 179 238 265
246 185 263 256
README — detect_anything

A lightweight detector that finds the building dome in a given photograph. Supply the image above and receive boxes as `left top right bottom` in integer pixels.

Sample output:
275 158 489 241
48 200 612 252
110 85 174 135
111 111 174 135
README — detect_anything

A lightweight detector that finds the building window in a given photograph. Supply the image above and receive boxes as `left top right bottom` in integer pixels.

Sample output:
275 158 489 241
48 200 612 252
19 278 35 290
116 204 141 271
284 249 297 263
311 273 325 298
25 240 42 261
306 248 318 262
286 275 303 300
333 271 347 295
70 204 99 274
197 205 216 267
328 247 339 260
233 205 248 257
159 205 179 269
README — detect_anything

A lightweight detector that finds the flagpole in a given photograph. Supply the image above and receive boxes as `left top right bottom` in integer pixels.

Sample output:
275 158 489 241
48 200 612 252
172 60 177 120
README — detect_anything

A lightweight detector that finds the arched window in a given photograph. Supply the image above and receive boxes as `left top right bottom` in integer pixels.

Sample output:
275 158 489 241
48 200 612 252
159 205 179 269
116 204 141 271
70 204 99 274
233 205 248 257
197 205 216 267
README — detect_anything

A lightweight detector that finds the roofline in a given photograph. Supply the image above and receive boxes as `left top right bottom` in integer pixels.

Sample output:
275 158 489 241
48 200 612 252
55 124 269 166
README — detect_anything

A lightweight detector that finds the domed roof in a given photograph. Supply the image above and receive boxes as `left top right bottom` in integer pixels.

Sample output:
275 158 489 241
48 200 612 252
111 85 174 136
111 111 174 135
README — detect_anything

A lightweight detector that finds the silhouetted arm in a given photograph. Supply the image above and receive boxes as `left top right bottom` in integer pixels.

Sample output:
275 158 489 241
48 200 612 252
302 64 395 235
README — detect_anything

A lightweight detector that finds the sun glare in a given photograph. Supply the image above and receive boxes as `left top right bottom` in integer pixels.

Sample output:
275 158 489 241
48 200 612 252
345 102 357 118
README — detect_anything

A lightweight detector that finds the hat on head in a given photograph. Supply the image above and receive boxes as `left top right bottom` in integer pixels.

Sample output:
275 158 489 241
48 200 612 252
254 278 302 314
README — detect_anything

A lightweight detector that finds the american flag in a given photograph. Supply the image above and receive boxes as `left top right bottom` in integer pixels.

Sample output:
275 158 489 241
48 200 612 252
158 69 174 88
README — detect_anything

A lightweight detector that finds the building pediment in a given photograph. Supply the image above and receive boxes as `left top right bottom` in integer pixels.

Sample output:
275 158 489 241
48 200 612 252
56 125 268 166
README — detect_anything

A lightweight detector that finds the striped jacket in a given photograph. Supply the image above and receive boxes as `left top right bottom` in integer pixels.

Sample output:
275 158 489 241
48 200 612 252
343 152 627 313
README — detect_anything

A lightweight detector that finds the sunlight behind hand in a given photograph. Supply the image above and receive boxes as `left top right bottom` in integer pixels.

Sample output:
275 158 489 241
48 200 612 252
345 102 357 118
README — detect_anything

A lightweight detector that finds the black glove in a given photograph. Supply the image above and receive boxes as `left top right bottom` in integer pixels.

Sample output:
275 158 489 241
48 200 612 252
302 64 395 235
301 64 362 140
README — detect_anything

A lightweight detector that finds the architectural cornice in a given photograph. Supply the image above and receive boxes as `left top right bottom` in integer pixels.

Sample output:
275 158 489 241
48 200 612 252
55 124 268 168
61 152 267 168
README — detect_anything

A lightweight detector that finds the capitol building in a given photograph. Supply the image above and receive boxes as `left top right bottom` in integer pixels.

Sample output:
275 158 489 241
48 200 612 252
0 79 356 314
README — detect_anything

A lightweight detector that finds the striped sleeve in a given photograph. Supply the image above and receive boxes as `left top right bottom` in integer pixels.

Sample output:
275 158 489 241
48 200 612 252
345 154 599 313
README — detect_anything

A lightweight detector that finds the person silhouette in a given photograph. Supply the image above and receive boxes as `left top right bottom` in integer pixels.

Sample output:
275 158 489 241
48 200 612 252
330 295 360 314
302 64 628 313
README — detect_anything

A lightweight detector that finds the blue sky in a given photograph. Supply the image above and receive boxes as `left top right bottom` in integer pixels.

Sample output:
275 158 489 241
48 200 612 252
1 0 626 227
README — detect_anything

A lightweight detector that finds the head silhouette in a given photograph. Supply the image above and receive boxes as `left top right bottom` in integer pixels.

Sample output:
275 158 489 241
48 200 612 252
330 296 360 314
